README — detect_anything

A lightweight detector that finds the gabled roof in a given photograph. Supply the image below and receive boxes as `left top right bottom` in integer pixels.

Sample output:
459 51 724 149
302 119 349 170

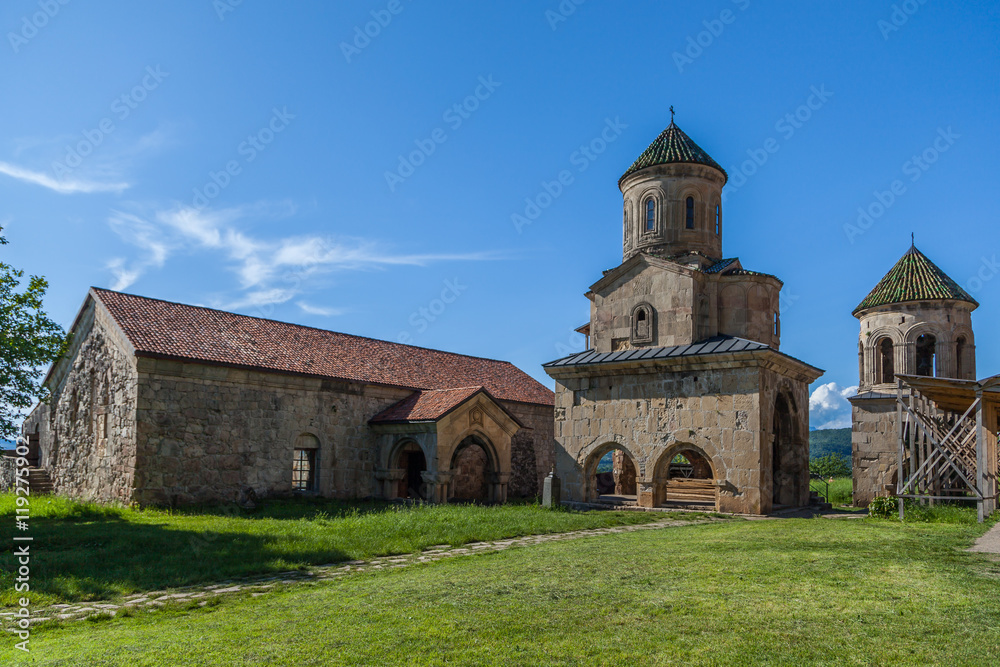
89 288 554 406
368 386 524 426
369 386 484 423
853 245 978 316
620 121 726 183
590 252 693 294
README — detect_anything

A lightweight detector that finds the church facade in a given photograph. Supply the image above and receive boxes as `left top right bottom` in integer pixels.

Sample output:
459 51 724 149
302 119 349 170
545 119 823 515
20 288 555 506
849 245 978 506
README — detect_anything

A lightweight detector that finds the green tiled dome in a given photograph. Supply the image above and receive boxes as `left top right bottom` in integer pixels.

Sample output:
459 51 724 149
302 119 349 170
853 245 978 315
620 121 726 183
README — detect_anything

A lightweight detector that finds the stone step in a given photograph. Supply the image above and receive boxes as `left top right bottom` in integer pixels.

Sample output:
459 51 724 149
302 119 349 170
24 467 53 493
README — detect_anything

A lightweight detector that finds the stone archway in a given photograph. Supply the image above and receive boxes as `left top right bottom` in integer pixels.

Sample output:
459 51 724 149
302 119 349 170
393 441 427 500
581 443 640 503
772 392 805 508
653 445 718 509
448 435 497 503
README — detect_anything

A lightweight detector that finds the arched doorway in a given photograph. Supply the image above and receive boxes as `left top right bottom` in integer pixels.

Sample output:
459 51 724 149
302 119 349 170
656 447 716 509
394 442 426 500
772 393 803 508
449 435 494 503
583 444 639 503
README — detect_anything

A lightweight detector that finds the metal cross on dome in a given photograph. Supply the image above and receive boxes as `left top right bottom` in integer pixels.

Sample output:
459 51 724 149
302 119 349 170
670 105 675 122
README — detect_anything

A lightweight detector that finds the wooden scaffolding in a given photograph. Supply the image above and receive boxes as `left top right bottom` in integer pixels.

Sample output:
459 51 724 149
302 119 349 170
895 375 999 522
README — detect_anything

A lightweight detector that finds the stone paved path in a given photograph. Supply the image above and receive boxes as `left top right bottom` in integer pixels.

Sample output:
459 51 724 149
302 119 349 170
969 520 1000 555
2 517 718 628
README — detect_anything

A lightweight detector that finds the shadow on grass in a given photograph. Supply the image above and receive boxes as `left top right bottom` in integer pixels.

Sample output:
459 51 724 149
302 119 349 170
0 517 348 606
164 496 401 520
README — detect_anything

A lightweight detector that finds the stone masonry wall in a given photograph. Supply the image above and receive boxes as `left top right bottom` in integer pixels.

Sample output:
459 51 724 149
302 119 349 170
0 454 16 491
133 358 414 505
503 401 555 498
24 298 140 504
552 363 765 514
851 397 898 507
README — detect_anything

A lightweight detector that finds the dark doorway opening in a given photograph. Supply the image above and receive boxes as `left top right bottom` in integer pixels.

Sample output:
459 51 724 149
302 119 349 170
396 443 426 500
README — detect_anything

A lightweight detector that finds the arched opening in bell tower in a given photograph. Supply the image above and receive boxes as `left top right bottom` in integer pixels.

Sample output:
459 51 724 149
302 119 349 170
916 334 937 377
878 338 895 384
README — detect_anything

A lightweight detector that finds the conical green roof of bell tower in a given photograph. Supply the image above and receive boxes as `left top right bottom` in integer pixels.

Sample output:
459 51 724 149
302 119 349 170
853 244 978 315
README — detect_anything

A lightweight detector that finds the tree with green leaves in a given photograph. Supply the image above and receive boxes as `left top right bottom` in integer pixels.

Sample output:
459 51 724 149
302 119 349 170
0 228 66 438
809 453 852 479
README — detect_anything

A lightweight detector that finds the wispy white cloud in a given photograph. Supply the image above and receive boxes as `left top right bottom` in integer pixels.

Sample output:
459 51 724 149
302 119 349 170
809 382 859 430
296 301 345 317
1 124 170 196
0 160 129 194
106 258 143 292
222 288 296 310
105 201 504 312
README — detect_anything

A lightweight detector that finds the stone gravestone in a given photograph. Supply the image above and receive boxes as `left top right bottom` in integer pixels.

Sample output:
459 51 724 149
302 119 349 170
542 468 561 508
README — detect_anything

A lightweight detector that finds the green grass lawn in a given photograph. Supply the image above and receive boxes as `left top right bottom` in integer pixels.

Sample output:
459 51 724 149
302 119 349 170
6 514 998 666
809 476 853 506
0 494 684 607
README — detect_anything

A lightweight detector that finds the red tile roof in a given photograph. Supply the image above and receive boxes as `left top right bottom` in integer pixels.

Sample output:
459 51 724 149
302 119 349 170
91 288 554 406
369 386 486 423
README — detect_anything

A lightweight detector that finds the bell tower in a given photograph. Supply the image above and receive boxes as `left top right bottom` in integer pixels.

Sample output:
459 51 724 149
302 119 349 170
853 243 978 392
619 109 728 267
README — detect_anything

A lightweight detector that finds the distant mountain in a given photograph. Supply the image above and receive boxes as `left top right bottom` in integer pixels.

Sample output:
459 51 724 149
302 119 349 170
809 428 851 460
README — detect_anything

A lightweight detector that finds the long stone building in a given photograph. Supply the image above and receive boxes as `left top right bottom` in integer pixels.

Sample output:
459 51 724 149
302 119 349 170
849 244 978 506
544 118 823 515
21 288 555 506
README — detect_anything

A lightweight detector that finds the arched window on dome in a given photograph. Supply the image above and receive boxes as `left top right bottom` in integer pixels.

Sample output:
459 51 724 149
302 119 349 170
686 197 695 229
715 204 721 235
623 205 629 247
877 338 894 384
645 199 655 232
916 334 937 377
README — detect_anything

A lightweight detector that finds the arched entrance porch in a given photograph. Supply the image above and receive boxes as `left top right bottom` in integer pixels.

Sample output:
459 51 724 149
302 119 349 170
653 445 718 510
447 434 509 504
581 443 640 504
772 392 806 508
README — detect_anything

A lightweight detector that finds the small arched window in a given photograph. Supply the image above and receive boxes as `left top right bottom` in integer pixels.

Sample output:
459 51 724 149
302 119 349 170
686 197 695 229
916 334 937 377
623 205 629 246
715 204 721 235
645 200 655 231
878 338 894 384
631 303 654 345
773 312 780 338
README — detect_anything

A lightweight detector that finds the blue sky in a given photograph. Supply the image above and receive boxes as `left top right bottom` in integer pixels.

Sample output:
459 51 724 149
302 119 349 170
1 1 998 430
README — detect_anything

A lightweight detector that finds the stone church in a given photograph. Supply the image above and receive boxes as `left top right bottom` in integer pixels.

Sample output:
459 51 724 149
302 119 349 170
20 288 555 505
544 118 823 515
849 244 978 506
